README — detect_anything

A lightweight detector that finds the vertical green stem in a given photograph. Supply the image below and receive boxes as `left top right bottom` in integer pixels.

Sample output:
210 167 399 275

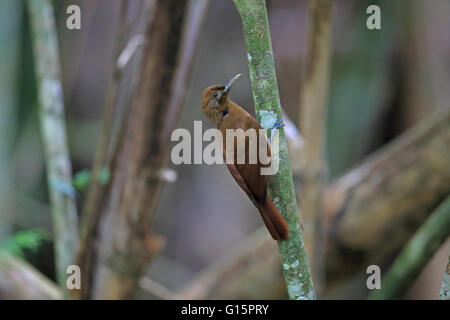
233 0 315 300
27 0 79 291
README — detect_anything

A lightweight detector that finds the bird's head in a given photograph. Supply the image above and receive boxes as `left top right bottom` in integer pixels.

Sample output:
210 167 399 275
201 74 241 124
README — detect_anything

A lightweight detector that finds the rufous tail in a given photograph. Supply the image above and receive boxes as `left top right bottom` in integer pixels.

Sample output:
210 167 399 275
256 196 289 241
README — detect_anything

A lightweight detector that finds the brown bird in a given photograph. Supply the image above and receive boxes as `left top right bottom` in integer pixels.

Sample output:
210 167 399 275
201 74 289 241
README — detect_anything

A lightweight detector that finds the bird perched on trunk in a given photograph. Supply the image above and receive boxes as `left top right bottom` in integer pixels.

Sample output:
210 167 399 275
201 74 289 241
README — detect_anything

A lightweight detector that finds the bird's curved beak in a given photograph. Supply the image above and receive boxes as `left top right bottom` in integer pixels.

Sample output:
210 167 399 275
223 73 242 95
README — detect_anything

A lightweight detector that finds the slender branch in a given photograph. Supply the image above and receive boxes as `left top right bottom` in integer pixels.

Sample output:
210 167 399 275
181 108 450 299
27 0 79 290
233 0 315 300
369 195 450 300
75 0 130 300
298 0 333 289
439 256 449 300
79 0 129 250
0 253 63 300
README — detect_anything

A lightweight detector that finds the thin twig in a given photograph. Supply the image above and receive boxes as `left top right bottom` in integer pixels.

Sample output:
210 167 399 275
76 0 130 299
0 253 63 299
27 0 79 291
233 0 315 300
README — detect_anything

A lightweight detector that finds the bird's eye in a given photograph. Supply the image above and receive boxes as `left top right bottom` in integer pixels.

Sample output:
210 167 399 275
212 93 218 98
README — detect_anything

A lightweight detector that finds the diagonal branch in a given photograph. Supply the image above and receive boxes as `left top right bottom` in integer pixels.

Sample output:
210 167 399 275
0 253 63 300
369 195 450 299
325 109 450 281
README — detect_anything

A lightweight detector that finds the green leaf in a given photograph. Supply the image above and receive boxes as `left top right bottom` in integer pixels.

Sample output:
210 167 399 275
0 229 49 258
72 169 91 191
72 167 111 191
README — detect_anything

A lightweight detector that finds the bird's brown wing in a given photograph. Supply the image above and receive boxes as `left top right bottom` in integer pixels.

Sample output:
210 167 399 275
224 162 257 206
222 115 270 203
221 112 288 240
224 146 288 241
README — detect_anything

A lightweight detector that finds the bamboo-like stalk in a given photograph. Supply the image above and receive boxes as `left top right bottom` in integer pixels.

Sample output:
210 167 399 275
298 0 333 289
369 195 450 300
27 0 79 290
233 0 315 300
439 256 449 300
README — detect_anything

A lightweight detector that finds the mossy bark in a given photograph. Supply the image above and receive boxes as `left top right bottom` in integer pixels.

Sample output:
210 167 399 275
233 0 315 300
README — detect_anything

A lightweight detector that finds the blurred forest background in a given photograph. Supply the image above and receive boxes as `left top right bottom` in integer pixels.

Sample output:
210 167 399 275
0 0 449 299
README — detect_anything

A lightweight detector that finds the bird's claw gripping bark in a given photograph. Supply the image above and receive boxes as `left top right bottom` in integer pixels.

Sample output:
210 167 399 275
272 119 285 130
51 180 77 199
269 119 285 143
